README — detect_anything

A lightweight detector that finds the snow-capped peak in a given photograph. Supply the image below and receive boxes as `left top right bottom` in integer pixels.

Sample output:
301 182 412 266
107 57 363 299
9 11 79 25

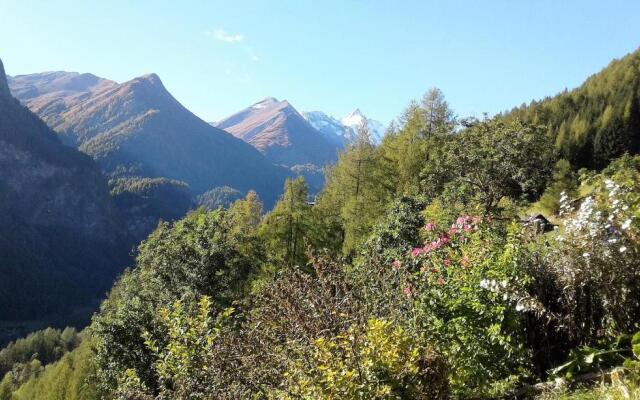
341 108 366 127
340 109 386 145
302 108 386 146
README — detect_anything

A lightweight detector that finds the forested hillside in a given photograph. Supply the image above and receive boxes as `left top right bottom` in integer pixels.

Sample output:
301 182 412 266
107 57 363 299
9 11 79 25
503 47 640 169
3 51 640 400
0 59 130 328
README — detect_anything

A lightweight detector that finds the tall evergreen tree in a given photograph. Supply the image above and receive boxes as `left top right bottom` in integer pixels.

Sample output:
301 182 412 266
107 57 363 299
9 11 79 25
259 177 312 267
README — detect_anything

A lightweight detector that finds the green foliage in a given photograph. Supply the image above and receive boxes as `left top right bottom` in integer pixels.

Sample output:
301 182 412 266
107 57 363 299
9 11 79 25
421 117 555 212
115 296 236 400
0 335 97 400
196 186 243 210
273 319 449 400
0 327 80 377
318 124 395 253
259 177 313 267
409 219 534 396
92 209 263 393
109 176 194 240
536 159 579 215
503 48 640 168
228 190 263 236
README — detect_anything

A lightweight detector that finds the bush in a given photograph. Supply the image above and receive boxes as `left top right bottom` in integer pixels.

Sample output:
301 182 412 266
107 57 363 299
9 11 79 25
274 319 449 400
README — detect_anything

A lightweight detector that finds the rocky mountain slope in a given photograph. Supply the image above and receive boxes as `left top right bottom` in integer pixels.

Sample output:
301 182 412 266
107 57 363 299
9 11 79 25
0 59 130 325
215 97 339 167
8 72 289 207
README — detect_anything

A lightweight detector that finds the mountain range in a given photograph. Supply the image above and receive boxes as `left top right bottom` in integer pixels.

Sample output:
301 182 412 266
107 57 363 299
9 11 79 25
215 97 339 168
8 72 289 207
1 59 386 334
302 109 386 146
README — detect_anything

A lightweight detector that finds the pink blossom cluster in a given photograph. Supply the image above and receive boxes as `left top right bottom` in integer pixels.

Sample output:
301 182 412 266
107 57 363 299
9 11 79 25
411 233 451 258
403 284 416 297
450 215 481 234
424 222 436 232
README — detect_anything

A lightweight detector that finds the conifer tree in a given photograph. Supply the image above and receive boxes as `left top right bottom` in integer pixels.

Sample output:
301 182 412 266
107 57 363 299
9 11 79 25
259 177 311 267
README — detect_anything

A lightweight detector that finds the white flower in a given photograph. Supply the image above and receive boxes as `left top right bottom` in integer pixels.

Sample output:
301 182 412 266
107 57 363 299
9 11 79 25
583 252 590 258
621 219 632 230
619 246 627 253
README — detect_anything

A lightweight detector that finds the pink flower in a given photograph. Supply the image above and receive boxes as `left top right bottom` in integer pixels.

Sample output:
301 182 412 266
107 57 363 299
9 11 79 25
392 260 402 271
411 248 423 258
443 259 452 267
449 226 459 235
437 277 446 285
424 222 436 232
403 285 416 297
463 224 472 232
440 234 450 244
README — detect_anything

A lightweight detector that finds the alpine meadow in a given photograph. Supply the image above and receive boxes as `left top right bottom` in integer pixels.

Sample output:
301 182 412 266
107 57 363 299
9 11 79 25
2 2 640 399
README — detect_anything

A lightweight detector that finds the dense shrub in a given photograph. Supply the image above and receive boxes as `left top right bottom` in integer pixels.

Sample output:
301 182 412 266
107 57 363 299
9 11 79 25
274 319 449 400
91 209 264 393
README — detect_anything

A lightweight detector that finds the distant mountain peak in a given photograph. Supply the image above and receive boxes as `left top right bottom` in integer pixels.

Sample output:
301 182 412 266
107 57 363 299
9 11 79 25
0 58 8 96
129 73 165 89
252 97 280 109
303 108 386 145
216 98 338 167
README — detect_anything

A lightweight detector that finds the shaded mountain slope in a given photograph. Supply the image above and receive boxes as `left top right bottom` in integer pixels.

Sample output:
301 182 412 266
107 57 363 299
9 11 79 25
0 58 130 324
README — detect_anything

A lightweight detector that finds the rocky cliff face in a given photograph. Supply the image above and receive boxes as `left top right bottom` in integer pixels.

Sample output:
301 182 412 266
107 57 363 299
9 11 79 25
0 58 130 323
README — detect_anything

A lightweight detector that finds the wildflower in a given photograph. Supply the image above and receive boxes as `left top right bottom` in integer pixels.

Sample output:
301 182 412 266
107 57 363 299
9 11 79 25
424 222 436 232
443 259 452 267
621 219 632 231
392 259 402 271
463 224 472 232
403 285 415 297
411 248 423 258
582 252 590 258
619 246 627 253
437 277 446 285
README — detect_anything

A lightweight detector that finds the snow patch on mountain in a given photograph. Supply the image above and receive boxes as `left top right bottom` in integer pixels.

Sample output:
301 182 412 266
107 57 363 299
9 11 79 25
302 109 386 146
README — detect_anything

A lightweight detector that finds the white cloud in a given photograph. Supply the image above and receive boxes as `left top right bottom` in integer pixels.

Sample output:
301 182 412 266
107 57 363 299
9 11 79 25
205 28 244 43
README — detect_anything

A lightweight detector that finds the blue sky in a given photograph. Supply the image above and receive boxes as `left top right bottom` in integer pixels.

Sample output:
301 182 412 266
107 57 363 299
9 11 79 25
1 0 639 125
